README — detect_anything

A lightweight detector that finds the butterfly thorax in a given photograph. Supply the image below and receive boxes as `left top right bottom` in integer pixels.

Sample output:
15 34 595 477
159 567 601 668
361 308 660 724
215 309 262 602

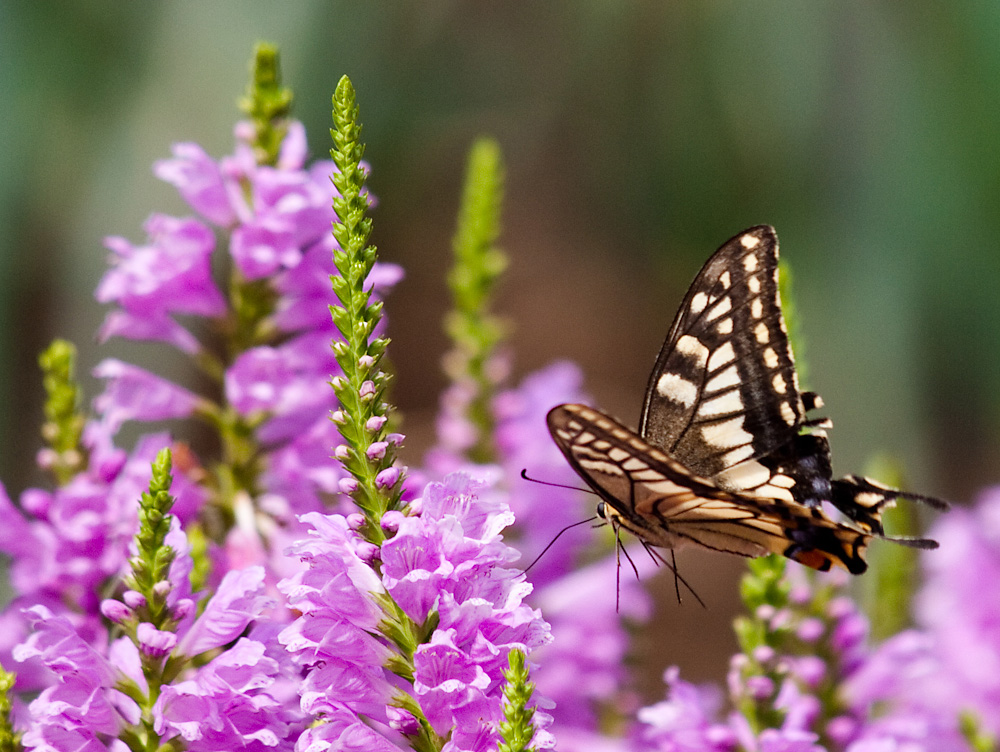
597 500 688 550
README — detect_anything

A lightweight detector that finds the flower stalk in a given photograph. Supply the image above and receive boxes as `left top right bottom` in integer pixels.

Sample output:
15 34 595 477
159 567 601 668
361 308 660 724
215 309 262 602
498 649 538 752
328 75 403 534
0 663 18 752
237 42 293 167
442 137 509 464
37 339 87 485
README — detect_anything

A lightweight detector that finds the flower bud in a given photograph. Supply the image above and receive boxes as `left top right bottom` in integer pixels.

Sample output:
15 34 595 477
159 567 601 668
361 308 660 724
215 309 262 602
366 441 389 460
100 599 132 624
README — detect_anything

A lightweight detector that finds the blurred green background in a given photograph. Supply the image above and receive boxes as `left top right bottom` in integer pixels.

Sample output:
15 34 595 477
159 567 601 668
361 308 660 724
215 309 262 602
2 2 997 691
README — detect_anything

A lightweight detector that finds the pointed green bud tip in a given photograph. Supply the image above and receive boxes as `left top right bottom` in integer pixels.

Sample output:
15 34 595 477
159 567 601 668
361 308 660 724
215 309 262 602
499 648 537 752
336 75 355 104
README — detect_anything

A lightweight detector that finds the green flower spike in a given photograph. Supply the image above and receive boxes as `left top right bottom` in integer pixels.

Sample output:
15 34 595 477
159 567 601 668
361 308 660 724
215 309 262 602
328 75 404 537
498 649 538 752
38 339 87 485
443 137 509 464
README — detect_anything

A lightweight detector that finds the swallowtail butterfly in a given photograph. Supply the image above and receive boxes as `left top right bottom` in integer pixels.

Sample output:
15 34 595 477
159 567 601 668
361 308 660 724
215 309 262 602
548 225 947 574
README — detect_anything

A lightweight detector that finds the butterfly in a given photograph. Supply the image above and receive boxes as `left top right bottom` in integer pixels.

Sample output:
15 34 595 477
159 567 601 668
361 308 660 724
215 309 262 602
547 225 948 574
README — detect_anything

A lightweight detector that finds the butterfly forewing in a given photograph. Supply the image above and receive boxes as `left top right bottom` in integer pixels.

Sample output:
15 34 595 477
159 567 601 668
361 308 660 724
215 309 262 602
547 403 870 574
638 226 809 494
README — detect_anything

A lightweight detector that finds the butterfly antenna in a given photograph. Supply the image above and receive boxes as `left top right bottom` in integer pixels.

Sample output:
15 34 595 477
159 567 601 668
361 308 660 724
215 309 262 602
641 542 707 609
894 489 950 512
523 515 600 574
520 468 594 495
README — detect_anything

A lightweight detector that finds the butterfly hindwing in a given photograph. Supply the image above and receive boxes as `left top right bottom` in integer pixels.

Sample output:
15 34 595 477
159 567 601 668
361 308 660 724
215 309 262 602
547 403 870 574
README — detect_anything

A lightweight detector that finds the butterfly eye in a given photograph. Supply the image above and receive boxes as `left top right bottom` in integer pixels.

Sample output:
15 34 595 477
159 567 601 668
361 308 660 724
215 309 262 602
596 501 607 520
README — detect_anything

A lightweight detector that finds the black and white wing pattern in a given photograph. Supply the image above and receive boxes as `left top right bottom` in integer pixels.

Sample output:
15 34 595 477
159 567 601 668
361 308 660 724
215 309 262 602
545 225 946 575
637 226 947 537
548 404 871 574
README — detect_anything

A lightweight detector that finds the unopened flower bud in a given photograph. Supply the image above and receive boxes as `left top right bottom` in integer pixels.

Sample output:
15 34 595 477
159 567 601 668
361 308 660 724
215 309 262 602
36 448 58 470
387 706 420 735
745 676 775 700
153 580 173 598
339 477 358 494
100 599 132 624
381 510 406 534
365 415 387 432
137 622 178 658
123 590 147 610
172 598 195 621
355 541 381 565
796 617 825 642
375 467 401 489
366 441 389 460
